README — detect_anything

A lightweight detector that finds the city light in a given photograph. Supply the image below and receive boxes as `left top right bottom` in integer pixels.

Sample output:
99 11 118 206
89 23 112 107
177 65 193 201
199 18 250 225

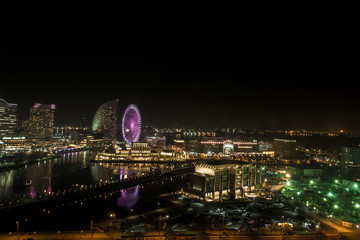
2 43 360 238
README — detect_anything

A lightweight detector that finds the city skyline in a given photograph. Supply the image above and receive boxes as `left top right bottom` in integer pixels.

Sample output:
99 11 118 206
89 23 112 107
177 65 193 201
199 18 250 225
2 19 360 238
1 43 356 131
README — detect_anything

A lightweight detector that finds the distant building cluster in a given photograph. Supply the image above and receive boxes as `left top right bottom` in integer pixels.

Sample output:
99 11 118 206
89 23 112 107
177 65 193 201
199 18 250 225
0 98 143 155
0 99 57 153
1 97 359 183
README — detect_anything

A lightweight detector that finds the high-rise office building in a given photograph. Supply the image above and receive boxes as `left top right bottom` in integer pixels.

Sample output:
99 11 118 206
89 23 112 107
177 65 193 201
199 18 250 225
29 103 55 140
92 100 119 139
0 99 18 136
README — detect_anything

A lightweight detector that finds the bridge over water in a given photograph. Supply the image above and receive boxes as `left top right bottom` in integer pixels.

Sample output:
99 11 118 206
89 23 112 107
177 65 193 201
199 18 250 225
0 164 195 210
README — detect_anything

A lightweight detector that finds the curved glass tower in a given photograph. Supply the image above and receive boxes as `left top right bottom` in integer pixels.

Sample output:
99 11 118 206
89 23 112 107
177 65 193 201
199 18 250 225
92 100 119 139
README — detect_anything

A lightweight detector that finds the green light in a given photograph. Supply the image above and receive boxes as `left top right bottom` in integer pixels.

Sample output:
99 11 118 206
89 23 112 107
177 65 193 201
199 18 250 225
354 184 358 188
356 204 360 208
328 192 333 197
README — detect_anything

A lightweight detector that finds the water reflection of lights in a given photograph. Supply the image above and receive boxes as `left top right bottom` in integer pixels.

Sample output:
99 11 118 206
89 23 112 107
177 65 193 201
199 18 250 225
29 186 36 199
0 170 15 200
117 186 139 210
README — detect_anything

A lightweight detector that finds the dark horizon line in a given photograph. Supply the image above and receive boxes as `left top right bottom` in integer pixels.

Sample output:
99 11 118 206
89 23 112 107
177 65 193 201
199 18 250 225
48 123 353 134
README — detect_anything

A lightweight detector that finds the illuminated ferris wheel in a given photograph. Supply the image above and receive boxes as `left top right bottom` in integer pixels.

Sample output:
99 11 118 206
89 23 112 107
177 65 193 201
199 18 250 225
122 104 141 145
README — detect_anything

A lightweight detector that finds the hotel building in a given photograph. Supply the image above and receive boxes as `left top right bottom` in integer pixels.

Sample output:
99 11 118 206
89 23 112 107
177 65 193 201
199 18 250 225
0 99 17 136
29 103 55 140
92 99 119 139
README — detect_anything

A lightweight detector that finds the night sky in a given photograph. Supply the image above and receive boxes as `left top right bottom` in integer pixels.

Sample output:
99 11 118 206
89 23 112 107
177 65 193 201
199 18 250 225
0 40 356 131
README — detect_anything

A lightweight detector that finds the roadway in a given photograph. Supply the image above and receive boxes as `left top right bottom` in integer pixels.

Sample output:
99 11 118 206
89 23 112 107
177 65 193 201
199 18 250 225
0 230 352 239
0 230 111 239
282 196 360 239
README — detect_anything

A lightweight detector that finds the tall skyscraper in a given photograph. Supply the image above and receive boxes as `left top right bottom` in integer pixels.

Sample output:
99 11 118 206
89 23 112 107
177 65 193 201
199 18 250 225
92 100 119 139
29 103 55 140
0 98 18 136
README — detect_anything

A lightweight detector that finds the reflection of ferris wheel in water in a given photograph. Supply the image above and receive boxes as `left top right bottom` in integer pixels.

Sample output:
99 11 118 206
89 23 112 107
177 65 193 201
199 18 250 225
122 104 141 145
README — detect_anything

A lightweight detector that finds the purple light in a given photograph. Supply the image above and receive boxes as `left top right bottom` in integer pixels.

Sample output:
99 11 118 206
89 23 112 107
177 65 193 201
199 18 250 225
120 168 124 180
117 186 139 210
29 187 36 199
122 104 141 145
33 103 56 110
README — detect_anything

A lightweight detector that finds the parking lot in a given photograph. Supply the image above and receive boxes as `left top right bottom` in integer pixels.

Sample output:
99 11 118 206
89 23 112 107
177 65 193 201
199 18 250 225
104 194 318 234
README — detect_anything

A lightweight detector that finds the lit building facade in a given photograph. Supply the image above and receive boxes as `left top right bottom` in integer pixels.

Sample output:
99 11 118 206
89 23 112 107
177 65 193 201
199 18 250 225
223 140 234 154
341 146 360 179
273 138 297 158
0 99 17 136
94 141 186 162
173 139 185 150
185 162 262 201
95 144 130 161
200 139 258 154
1 136 32 152
146 136 166 149
131 143 151 160
92 100 119 139
29 103 55 140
